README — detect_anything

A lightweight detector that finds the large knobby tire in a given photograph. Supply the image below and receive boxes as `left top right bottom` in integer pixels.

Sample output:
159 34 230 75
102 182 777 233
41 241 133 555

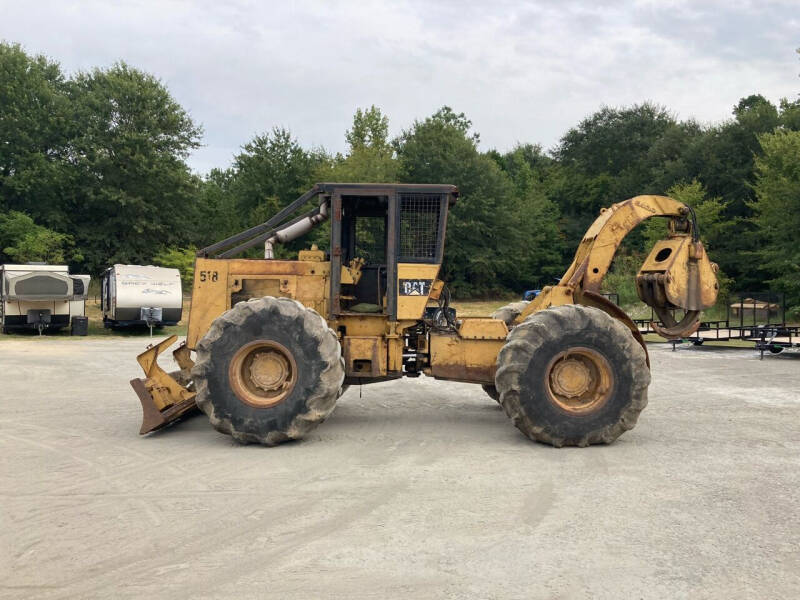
192 297 345 445
495 305 650 447
481 300 530 402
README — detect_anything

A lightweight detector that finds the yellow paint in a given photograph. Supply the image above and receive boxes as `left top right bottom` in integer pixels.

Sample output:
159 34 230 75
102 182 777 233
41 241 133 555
428 331 504 384
343 336 386 377
457 318 508 340
396 263 440 320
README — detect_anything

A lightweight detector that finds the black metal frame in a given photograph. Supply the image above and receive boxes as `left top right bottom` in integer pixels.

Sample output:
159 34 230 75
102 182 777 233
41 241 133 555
396 192 450 264
198 183 457 262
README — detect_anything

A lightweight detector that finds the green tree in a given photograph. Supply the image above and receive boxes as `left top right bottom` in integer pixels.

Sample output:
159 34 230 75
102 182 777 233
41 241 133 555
319 106 398 183
550 103 697 251
494 145 564 286
396 107 560 295
0 210 80 264
682 94 784 288
67 62 202 272
643 181 728 248
346 105 390 150
752 130 800 302
193 168 241 246
231 127 323 222
0 43 74 229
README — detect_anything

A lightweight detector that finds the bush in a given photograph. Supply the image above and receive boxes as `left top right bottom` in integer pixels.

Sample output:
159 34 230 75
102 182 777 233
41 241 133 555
152 246 196 289
0 210 81 264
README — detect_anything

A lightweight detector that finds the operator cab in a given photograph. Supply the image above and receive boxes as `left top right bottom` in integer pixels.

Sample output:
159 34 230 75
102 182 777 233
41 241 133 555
196 182 457 321
325 183 457 319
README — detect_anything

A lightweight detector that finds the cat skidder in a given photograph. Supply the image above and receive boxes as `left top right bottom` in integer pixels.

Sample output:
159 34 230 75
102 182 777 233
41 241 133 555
131 183 718 447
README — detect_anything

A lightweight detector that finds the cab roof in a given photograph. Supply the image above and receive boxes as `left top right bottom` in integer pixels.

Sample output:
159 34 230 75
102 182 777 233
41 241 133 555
315 183 458 206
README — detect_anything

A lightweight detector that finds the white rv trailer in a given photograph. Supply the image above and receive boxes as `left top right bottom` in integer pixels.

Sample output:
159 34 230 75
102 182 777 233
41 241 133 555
0 264 90 333
101 264 182 328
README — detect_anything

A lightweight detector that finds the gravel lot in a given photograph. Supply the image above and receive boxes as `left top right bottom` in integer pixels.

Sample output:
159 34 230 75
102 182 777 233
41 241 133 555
1 337 798 599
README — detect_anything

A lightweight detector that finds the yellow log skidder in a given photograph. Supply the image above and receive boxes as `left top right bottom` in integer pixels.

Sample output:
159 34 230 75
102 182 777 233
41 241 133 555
131 183 718 447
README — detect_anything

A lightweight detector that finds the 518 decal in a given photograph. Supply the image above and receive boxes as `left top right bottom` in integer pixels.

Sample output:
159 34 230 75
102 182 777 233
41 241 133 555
199 270 219 282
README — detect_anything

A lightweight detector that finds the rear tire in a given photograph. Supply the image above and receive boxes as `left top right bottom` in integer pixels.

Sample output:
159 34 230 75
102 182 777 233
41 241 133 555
495 305 649 447
192 297 345 445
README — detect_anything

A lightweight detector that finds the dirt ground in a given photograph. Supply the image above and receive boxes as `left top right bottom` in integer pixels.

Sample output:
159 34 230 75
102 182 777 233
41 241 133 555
1 337 798 599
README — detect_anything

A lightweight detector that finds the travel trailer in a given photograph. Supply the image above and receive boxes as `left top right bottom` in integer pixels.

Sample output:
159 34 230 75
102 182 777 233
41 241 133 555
101 265 182 328
0 264 90 334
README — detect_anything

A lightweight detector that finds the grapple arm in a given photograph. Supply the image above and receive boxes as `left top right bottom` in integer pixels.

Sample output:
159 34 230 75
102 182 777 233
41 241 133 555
516 195 719 339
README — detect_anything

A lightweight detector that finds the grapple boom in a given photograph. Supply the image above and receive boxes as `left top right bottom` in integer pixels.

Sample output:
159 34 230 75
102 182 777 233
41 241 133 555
516 195 719 339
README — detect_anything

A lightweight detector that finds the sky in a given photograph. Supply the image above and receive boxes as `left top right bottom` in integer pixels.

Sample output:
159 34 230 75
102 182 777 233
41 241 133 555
2 0 799 174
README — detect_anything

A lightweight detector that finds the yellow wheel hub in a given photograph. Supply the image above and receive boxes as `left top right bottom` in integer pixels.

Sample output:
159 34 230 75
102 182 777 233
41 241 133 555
249 351 290 391
229 340 297 408
545 347 613 415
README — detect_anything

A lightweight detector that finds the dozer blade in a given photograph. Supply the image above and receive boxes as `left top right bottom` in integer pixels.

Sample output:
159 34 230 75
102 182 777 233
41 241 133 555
131 335 199 435
131 378 199 434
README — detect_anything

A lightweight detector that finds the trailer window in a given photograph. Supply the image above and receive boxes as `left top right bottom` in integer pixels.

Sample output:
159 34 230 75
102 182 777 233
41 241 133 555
399 193 442 262
14 275 69 297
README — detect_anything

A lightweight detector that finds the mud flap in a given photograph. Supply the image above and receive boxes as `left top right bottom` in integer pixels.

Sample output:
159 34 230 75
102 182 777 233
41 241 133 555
132 335 199 435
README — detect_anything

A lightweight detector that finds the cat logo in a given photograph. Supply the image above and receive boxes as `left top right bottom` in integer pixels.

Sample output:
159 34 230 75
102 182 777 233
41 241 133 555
399 279 432 296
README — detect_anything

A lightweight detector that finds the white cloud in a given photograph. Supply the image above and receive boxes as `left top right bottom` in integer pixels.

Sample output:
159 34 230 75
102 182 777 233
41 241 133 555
2 0 797 173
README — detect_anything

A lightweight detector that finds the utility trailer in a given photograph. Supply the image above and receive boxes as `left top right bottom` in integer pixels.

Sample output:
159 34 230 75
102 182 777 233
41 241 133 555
101 265 182 328
1 264 90 334
637 292 800 358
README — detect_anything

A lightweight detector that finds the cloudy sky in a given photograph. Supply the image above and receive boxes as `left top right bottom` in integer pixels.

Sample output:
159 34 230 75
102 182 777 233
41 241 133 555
3 0 798 173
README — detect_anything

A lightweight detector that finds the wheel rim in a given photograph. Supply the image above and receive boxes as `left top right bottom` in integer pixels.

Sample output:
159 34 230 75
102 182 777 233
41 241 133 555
229 340 297 408
545 346 613 415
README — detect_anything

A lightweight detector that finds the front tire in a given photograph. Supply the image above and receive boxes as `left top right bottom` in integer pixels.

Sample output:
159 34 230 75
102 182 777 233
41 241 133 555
495 305 650 447
481 300 530 403
192 297 345 445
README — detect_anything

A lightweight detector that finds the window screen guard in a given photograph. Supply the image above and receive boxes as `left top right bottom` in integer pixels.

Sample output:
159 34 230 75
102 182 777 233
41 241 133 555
399 193 443 262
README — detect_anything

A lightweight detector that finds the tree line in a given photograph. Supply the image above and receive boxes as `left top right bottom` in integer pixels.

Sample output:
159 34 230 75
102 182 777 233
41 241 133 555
2 42 799 309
